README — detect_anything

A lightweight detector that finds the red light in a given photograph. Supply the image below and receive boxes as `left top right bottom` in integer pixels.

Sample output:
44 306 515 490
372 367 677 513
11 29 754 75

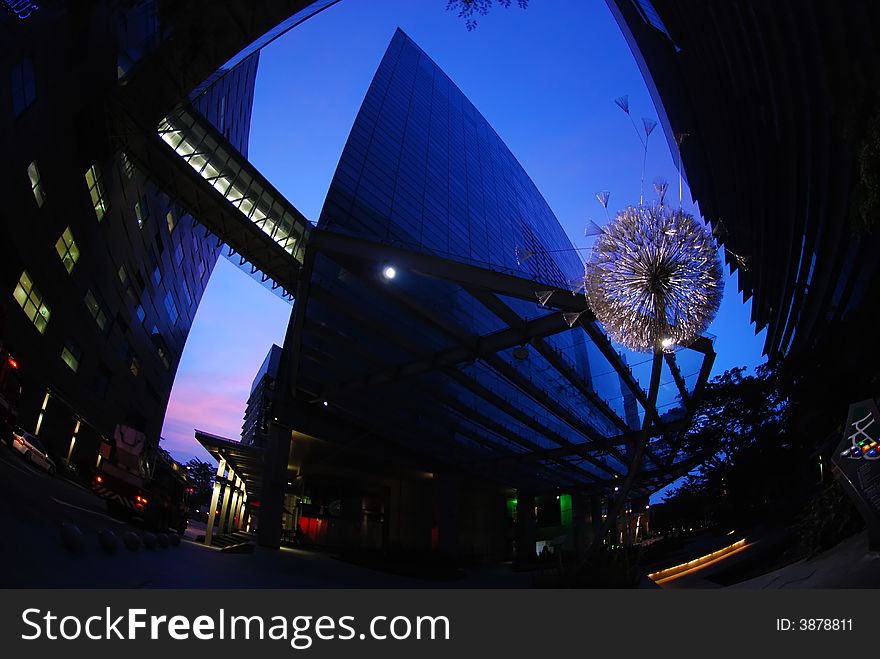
95 475 103 484
7 357 19 370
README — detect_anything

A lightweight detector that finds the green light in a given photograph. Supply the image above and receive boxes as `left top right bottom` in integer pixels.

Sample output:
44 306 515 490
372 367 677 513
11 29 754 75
560 494 572 528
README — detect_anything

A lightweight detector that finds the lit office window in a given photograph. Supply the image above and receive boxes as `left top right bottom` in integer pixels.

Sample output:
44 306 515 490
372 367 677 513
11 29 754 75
120 151 135 179
27 161 45 207
12 271 50 334
11 57 36 116
84 289 109 331
136 304 146 324
163 292 179 325
129 355 140 377
166 209 176 232
55 227 80 274
61 341 82 373
134 201 145 228
85 164 107 220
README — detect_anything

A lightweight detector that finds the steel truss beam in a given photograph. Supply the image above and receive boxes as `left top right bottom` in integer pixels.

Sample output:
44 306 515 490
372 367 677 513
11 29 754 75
302 281 603 484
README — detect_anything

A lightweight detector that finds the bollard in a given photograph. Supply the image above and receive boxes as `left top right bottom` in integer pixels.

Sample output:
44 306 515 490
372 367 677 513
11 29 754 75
98 529 118 553
122 530 141 551
142 532 158 549
60 522 83 554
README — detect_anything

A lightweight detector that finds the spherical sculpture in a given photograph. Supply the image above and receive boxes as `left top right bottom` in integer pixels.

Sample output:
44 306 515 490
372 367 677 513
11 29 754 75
584 204 723 353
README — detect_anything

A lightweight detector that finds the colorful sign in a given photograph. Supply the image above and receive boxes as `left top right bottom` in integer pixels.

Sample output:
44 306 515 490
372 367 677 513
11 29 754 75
832 399 880 551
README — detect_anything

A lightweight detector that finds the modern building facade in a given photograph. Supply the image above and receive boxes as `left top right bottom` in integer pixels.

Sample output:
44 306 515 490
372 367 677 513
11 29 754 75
221 29 716 560
4 2 716 560
1 0 338 479
0 3 261 474
241 344 283 447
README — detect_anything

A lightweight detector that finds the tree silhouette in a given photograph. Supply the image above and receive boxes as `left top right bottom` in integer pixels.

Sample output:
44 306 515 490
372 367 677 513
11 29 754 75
446 0 529 31
185 458 215 510
665 362 806 529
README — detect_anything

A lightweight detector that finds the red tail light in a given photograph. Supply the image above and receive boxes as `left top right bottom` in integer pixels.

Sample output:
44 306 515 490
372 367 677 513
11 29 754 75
7 357 19 370
95 475 103 484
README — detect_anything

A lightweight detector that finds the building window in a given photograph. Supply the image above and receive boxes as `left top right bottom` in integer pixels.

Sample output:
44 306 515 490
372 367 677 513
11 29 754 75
151 325 172 370
55 227 80 274
129 355 140 377
84 289 109 331
61 341 81 373
163 292 179 324
136 304 146 324
166 209 176 233
117 264 128 286
152 264 162 286
27 160 45 207
181 278 193 307
12 271 50 333
218 96 226 134
134 201 145 228
11 56 36 116
85 164 107 221
120 151 135 179
174 243 184 267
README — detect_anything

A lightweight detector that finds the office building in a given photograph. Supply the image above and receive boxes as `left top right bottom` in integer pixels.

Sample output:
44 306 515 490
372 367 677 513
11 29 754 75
198 29 715 558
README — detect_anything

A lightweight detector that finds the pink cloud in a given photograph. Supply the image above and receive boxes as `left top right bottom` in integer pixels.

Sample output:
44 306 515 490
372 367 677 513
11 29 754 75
161 377 250 459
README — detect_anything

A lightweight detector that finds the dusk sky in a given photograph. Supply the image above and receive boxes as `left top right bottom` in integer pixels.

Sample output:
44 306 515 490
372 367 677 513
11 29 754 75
160 0 766 469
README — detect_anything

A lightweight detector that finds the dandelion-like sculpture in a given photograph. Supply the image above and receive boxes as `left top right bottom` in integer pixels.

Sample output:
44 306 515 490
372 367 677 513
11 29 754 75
584 204 723 353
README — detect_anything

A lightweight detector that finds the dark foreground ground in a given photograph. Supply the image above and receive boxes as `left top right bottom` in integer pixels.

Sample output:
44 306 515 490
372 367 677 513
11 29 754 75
0 443 527 588
1 440 878 588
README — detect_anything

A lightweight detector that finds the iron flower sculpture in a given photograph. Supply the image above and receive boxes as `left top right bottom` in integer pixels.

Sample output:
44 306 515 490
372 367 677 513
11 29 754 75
584 204 723 353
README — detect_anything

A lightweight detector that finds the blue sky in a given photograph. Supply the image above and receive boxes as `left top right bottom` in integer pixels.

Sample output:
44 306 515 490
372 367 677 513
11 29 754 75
161 0 766 469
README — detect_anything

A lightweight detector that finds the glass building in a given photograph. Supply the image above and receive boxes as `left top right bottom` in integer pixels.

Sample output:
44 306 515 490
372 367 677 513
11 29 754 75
2 3 715 560
0 1 330 492
0 3 260 473
241 344 283 448
249 29 715 558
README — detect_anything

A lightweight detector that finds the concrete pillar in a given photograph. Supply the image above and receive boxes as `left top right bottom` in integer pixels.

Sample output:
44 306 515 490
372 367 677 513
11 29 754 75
227 476 241 534
515 492 536 565
235 484 247 531
217 469 233 536
237 495 247 532
205 458 226 546
257 421 292 548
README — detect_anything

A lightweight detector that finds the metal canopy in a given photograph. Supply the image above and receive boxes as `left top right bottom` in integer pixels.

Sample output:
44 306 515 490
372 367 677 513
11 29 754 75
293 232 716 495
195 430 265 497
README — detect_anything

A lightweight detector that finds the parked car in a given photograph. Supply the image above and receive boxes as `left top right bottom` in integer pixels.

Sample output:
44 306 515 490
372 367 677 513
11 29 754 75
11 428 56 474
